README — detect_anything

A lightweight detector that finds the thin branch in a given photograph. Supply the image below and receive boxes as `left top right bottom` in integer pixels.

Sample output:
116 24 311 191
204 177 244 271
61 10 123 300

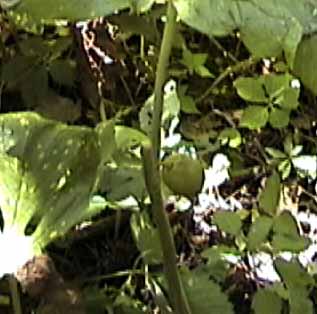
196 57 256 104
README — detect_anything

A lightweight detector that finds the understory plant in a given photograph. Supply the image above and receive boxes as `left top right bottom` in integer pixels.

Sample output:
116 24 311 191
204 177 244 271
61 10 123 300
1 0 317 314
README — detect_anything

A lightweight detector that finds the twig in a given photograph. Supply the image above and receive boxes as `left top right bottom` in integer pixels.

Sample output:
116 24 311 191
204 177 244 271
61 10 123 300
196 57 256 104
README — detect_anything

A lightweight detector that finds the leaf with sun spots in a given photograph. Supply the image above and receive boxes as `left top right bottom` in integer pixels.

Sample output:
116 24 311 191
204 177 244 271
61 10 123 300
0 112 101 251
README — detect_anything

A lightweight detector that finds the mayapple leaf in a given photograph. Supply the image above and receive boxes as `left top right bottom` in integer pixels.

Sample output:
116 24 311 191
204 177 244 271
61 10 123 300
294 34 317 95
174 0 312 60
99 164 146 202
259 171 280 216
10 0 130 22
115 126 148 151
0 112 101 251
0 154 38 233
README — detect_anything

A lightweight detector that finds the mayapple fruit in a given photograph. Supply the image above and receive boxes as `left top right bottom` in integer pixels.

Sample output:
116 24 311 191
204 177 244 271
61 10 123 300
162 154 204 199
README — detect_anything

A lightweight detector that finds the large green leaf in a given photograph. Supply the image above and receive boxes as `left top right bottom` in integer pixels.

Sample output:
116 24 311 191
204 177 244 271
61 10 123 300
99 164 146 202
294 34 317 95
0 112 101 250
10 0 130 22
174 0 317 60
173 0 240 37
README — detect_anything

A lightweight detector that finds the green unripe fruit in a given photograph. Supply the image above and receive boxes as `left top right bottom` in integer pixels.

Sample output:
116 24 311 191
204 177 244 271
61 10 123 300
162 154 204 199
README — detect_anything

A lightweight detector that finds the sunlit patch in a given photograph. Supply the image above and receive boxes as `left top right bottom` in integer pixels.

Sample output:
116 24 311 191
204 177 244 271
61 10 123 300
20 118 30 126
56 175 67 190
0 229 34 278
49 231 58 240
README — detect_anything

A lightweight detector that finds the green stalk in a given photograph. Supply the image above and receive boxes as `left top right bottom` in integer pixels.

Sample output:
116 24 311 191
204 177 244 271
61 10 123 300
142 142 191 314
151 0 177 159
142 2 191 313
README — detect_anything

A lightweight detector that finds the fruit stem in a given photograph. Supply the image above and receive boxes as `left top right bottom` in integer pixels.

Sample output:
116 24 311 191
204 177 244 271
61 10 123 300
142 142 192 314
151 0 177 159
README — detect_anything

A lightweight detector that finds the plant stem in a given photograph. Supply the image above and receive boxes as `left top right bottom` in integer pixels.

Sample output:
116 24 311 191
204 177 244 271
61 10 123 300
8 275 22 314
142 142 192 314
143 2 191 313
151 0 177 159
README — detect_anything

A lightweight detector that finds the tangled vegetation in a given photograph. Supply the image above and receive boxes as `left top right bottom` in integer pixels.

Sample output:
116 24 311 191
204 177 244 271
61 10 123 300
0 1 317 314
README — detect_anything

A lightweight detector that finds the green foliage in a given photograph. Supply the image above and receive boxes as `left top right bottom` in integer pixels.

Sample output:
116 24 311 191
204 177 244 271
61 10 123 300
213 211 242 236
130 212 163 265
10 0 130 22
181 47 214 78
2 0 317 312
272 212 310 253
235 74 299 129
252 289 282 314
294 34 317 95
247 216 273 251
259 171 281 216
173 0 314 64
181 267 233 314
266 135 317 180
140 79 180 136
218 128 241 148
0 112 105 255
275 258 314 314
